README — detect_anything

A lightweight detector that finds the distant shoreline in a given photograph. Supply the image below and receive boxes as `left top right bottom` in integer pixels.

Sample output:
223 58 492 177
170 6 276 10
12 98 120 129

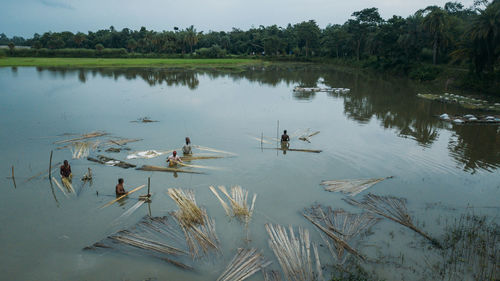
0 57 264 68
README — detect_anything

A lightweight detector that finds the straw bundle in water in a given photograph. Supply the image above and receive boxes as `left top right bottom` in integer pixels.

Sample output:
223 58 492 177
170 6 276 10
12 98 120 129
217 248 271 281
54 131 107 144
304 206 378 263
85 215 193 269
344 193 441 248
173 210 220 258
71 142 91 159
263 270 282 281
265 224 323 281
168 188 204 226
210 185 257 224
321 176 393 196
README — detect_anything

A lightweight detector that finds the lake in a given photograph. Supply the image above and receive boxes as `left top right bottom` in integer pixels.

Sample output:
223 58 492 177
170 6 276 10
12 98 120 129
0 65 498 281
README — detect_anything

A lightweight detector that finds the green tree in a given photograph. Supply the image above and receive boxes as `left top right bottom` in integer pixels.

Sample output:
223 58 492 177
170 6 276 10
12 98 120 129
294 20 320 57
423 8 449 64
7 42 14 52
95 43 104 52
127 38 138 52
467 0 500 73
348 8 383 60
184 25 199 53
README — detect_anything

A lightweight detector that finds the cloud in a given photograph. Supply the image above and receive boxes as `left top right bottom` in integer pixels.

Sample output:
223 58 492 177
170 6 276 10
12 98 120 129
40 0 74 10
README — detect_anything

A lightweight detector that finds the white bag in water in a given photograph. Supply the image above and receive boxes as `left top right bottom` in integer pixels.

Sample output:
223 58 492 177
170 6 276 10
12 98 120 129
440 113 450 120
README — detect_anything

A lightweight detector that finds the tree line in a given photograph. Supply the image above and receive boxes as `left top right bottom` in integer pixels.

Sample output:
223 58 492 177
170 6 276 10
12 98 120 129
1 1 499 77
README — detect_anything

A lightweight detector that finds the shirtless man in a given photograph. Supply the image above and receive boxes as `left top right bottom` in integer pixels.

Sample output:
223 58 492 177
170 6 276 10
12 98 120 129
167 151 182 167
115 178 126 196
60 160 72 181
281 130 290 151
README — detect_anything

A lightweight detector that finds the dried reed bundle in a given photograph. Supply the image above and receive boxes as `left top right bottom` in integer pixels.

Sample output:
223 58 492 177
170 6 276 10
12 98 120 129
321 176 393 196
109 138 142 146
137 165 204 174
217 248 271 281
304 206 378 262
344 193 441 247
168 188 204 226
194 145 237 156
298 130 320 142
61 177 75 193
54 131 107 144
265 224 323 281
71 142 91 159
173 210 220 258
52 177 69 198
85 215 194 269
209 185 257 224
263 270 282 281
182 155 226 161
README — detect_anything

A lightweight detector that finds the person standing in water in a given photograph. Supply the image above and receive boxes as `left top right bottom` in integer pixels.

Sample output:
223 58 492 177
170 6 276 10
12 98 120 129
167 151 183 167
182 137 192 155
281 130 290 142
115 178 126 196
60 160 72 181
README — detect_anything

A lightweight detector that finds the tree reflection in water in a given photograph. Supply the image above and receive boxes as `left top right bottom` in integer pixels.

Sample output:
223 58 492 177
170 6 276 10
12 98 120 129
34 66 499 173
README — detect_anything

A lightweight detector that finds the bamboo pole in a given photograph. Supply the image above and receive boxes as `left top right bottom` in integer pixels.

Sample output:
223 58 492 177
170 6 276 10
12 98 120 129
147 177 150 196
11 165 17 189
52 177 69 198
48 150 53 180
101 184 146 208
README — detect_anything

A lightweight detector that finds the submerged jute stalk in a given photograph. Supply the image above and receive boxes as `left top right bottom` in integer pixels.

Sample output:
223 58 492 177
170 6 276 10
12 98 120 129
209 185 257 225
344 193 441 248
321 176 393 196
265 224 323 281
304 206 379 263
168 188 204 226
173 210 220 258
217 248 271 281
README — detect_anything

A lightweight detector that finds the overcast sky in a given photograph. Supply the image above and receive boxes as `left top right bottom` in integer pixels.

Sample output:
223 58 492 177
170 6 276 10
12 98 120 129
1 0 475 37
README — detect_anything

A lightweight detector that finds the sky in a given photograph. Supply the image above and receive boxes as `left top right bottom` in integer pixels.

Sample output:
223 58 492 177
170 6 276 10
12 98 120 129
1 0 475 38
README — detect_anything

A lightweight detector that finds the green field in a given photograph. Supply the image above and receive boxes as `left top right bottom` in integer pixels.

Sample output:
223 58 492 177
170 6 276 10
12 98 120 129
0 57 263 68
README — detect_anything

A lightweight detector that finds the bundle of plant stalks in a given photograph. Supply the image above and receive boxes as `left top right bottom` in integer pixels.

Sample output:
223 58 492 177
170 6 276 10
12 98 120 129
168 188 204 226
209 185 257 224
71 142 90 159
54 131 107 144
344 193 441 248
263 270 282 281
304 205 378 263
84 215 193 269
298 129 320 142
173 210 220 258
321 176 393 196
109 138 142 146
217 248 271 281
265 224 323 281
193 145 237 156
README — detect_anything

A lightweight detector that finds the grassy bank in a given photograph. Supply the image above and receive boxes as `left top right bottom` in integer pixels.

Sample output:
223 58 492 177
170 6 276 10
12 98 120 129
0 57 263 68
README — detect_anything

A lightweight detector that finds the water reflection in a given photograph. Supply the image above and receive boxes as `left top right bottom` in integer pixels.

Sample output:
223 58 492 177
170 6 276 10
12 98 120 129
32 66 499 173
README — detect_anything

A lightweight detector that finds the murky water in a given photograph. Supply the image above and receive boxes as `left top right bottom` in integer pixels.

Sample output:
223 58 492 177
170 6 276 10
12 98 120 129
0 65 498 281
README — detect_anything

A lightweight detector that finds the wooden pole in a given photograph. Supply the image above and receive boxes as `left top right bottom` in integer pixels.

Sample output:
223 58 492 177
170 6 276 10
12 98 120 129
11 165 17 189
277 120 279 156
48 150 53 180
147 177 150 196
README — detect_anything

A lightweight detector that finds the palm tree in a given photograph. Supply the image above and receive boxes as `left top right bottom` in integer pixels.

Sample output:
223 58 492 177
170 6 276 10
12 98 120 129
184 25 198 54
423 8 449 64
467 0 500 72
